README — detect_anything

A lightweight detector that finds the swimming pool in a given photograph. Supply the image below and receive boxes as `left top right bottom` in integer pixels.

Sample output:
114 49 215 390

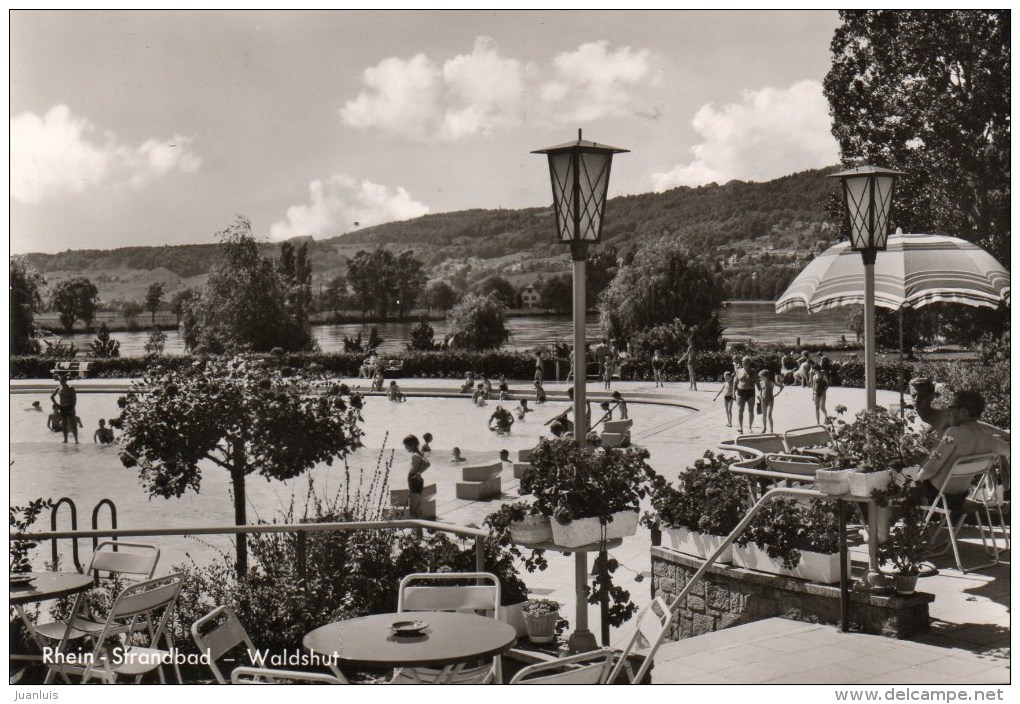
10 392 693 568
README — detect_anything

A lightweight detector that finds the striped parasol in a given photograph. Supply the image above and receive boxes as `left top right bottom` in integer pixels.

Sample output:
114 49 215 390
776 232 1010 314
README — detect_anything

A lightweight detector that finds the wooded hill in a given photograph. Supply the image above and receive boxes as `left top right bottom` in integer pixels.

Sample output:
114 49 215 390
20 167 840 303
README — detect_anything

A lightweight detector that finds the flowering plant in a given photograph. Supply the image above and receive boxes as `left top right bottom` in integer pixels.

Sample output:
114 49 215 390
522 598 560 616
645 451 750 537
829 407 938 474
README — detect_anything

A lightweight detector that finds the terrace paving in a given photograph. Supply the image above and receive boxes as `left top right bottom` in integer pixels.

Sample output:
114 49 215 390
11 375 1010 685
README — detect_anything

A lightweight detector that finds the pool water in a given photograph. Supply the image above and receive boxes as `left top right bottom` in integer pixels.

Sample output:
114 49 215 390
11 392 691 569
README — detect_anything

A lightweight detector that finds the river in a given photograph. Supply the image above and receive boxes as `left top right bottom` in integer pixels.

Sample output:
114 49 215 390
53 301 851 356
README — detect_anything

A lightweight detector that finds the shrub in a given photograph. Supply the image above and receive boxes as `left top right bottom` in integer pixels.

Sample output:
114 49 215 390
647 451 749 536
736 498 840 569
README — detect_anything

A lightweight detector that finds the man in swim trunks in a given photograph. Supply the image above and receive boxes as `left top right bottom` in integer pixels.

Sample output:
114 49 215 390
50 374 79 444
734 356 761 434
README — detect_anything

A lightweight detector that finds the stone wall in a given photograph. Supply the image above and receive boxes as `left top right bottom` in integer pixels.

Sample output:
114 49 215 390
652 547 933 640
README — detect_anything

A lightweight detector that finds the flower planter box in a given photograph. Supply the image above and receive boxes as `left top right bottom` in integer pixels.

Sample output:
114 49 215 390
847 469 893 498
732 543 847 584
815 467 855 496
663 526 733 564
550 510 638 548
510 515 553 545
501 600 528 637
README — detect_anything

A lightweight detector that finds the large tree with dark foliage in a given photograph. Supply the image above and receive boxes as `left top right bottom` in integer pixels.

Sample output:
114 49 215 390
824 10 1009 267
181 217 316 353
599 237 725 346
447 293 510 350
10 258 45 354
50 277 99 333
117 355 364 574
347 248 426 319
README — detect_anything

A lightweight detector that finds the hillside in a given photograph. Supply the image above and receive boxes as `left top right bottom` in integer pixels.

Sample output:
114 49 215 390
20 167 841 305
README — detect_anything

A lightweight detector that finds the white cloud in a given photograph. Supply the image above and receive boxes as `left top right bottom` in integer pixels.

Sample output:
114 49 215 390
540 41 652 124
269 174 431 239
651 80 839 191
10 105 200 203
340 37 653 141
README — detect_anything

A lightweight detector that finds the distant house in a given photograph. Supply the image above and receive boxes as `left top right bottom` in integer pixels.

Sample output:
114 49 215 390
727 253 739 267
520 284 541 308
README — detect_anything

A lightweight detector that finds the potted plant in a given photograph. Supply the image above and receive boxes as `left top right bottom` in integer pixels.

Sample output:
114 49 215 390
830 407 938 498
521 598 560 644
482 504 551 637
485 501 552 546
520 438 656 549
646 451 749 563
733 498 845 583
877 479 928 595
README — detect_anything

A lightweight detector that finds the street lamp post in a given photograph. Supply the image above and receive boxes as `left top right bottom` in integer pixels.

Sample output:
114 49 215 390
534 129 627 653
829 166 904 410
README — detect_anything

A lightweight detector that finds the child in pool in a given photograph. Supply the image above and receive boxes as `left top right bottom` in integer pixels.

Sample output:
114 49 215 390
472 383 487 407
421 432 433 456
93 419 115 445
516 398 532 420
598 401 614 424
482 376 492 399
611 391 628 420
387 380 406 402
371 369 385 392
534 380 547 404
450 447 467 463
498 375 509 401
489 406 515 434
713 371 735 427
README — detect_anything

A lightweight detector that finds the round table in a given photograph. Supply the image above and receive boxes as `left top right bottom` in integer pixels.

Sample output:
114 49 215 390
303 611 517 669
10 571 93 605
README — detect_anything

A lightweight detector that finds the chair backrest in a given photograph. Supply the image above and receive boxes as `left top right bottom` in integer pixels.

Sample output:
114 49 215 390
509 649 614 684
607 596 673 684
192 606 258 684
603 419 633 434
83 573 185 681
977 421 1010 442
937 453 999 497
230 666 346 684
398 572 501 617
783 425 834 452
736 434 786 454
88 541 160 581
765 453 823 477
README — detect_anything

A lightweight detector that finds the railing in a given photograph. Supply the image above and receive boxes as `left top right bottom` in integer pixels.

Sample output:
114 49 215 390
13 519 491 577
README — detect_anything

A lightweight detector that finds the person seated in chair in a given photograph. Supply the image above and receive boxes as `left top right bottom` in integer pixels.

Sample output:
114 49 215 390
913 390 1010 515
908 377 951 437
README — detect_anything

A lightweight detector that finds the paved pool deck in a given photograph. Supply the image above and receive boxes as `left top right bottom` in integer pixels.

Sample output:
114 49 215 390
10 376 1010 685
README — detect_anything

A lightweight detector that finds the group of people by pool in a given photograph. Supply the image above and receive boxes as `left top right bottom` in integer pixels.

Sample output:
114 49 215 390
32 375 115 445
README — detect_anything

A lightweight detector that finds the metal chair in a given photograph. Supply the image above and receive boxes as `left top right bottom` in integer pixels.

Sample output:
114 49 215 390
79 573 186 683
192 605 273 683
783 425 838 461
921 453 1003 573
230 667 346 684
606 596 673 684
509 649 615 684
395 571 502 684
34 541 161 643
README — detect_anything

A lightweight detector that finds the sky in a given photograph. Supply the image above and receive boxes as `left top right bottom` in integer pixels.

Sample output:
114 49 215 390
9 10 843 254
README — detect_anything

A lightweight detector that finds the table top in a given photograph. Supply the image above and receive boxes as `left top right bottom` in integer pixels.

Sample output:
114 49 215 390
303 611 517 668
9 571 93 605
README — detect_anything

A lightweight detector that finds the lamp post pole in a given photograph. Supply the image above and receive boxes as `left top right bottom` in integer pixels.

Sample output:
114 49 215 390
863 249 877 410
571 243 588 446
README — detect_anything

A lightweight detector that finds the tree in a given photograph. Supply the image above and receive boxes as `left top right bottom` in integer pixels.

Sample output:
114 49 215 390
323 274 350 320
278 241 314 331
10 257 45 354
447 293 510 350
181 216 316 353
540 274 573 314
145 283 165 323
144 328 167 357
50 278 99 333
586 245 619 305
475 275 516 308
117 355 364 574
408 320 439 351
599 237 725 345
89 322 121 358
824 11 1009 267
170 288 197 325
425 280 459 312
394 251 427 318
347 249 398 318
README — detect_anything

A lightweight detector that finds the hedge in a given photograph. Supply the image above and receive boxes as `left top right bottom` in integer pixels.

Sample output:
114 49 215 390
11 350 922 393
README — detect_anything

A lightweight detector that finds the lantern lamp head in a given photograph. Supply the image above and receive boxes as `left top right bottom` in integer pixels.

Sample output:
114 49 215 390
829 165 905 262
533 129 628 260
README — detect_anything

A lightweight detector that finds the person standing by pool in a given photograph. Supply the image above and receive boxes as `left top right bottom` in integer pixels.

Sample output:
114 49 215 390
534 352 543 386
611 390 628 420
50 374 79 444
404 434 430 520
677 332 699 391
734 356 760 434
713 371 735 427
810 359 830 425
794 351 812 387
757 370 784 433
651 349 665 388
